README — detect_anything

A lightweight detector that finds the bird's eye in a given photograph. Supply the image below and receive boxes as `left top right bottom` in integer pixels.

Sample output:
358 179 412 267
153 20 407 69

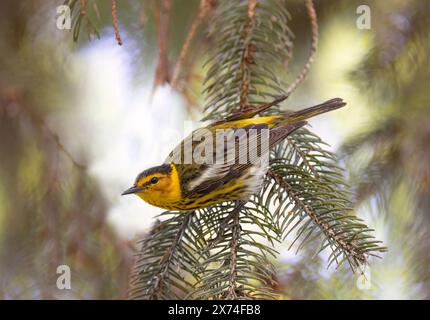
150 177 159 184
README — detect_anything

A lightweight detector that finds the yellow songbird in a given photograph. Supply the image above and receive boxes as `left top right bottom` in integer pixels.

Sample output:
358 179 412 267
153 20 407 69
122 98 346 211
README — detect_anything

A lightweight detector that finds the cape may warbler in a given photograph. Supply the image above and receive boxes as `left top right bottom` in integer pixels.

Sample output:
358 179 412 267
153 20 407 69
122 98 346 211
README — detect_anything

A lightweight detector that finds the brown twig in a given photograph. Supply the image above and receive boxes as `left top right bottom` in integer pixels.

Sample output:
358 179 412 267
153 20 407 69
151 0 172 97
171 0 213 88
239 0 258 110
79 0 87 16
284 0 318 97
1 89 86 170
247 0 257 19
111 0 122 46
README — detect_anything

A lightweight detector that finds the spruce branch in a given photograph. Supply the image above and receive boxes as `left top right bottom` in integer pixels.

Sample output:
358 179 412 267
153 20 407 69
202 0 294 120
150 213 192 298
265 128 387 270
268 169 368 268
129 212 198 299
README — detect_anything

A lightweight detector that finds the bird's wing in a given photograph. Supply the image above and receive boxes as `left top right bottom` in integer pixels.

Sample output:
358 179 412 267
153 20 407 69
165 121 306 196
186 124 270 193
268 121 307 148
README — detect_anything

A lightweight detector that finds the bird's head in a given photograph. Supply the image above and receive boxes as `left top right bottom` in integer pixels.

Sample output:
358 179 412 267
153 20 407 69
121 163 181 207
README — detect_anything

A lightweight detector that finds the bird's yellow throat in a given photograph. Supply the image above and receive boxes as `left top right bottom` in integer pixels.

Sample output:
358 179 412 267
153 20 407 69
135 163 182 210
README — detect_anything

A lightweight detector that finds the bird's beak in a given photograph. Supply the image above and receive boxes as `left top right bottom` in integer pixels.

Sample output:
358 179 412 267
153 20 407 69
121 185 144 196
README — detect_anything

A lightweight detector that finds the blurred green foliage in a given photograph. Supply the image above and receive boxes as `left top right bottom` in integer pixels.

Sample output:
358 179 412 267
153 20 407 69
0 0 132 299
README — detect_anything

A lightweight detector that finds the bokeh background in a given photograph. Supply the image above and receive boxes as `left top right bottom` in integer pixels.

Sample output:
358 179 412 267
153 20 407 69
1 0 429 299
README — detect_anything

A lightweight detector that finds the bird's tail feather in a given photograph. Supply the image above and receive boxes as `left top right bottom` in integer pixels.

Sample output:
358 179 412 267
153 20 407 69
269 121 307 147
281 98 346 123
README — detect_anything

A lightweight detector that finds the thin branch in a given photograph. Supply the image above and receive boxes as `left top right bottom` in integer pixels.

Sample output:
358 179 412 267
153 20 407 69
247 0 257 19
12 99 86 170
284 0 318 96
239 0 258 110
151 0 172 96
79 0 87 16
47 126 86 171
171 0 213 88
111 0 122 46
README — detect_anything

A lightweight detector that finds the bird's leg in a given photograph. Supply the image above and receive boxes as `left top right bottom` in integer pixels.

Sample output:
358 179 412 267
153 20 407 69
206 200 246 250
